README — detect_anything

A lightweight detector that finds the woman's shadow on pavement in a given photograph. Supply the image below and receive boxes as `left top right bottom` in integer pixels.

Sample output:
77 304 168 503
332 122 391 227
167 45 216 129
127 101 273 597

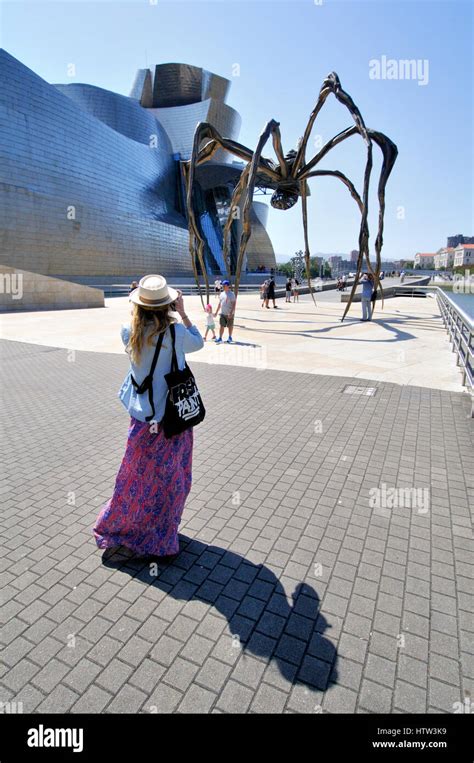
102 536 338 694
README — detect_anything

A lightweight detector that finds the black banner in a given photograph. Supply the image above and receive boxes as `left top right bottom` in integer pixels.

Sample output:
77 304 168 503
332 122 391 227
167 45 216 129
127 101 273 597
0 713 472 761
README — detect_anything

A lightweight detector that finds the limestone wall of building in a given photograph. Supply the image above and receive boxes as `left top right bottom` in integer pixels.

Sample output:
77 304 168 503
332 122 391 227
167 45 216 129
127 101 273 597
0 265 104 311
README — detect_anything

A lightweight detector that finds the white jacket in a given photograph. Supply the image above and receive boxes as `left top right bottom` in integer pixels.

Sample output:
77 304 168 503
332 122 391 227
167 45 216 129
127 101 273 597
119 321 203 423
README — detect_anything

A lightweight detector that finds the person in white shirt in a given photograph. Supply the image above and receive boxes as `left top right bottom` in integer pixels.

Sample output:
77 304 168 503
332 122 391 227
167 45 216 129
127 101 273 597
291 278 300 302
214 280 236 343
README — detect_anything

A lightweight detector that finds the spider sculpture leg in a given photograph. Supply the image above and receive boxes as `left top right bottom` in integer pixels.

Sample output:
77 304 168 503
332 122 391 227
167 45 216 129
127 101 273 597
292 74 376 317
185 128 225 307
302 165 369 317
296 89 397 320
233 119 285 298
221 163 251 283
297 126 369 291
340 128 397 319
300 162 370 318
303 163 375 320
304 170 363 212
366 129 398 317
300 181 317 305
303 169 365 309
182 161 208 309
185 122 279 302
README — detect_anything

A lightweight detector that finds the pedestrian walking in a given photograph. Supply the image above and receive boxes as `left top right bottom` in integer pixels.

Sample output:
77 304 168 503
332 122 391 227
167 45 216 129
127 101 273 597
93 275 204 559
266 276 277 308
214 279 236 343
359 273 375 321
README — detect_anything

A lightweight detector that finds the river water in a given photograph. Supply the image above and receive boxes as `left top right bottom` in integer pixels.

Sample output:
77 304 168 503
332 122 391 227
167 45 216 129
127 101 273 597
439 289 474 320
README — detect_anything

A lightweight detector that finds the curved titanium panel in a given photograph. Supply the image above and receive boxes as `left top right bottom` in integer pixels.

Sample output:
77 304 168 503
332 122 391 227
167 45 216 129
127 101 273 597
150 63 230 108
194 162 242 191
251 201 270 228
150 99 241 161
200 68 230 103
0 50 276 281
54 83 170 147
0 50 190 278
129 68 153 107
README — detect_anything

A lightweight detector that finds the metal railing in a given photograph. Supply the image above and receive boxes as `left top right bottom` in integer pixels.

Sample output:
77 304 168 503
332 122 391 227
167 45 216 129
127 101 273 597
395 285 473 409
435 288 473 398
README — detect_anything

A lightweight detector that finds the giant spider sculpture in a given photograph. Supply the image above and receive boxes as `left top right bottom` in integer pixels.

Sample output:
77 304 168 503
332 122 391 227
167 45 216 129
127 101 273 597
183 72 398 320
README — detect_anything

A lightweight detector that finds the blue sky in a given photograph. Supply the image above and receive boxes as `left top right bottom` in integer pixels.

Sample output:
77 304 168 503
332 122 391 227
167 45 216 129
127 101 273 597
1 0 472 262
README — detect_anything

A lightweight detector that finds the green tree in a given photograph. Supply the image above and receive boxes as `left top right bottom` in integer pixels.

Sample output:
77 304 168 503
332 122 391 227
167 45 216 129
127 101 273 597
277 261 293 276
277 257 331 279
453 264 474 275
322 262 332 278
308 257 320 278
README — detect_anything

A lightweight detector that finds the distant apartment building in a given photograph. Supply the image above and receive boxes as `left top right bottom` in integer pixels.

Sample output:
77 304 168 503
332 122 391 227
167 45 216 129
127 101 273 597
434 247 455 270
447 234 474 248
327 254 397 275
360 260 397 272
328 255 343 269
338 261 355 274
414 252 435 268
453 244 474 267
380 261 397 271
328 255 347 276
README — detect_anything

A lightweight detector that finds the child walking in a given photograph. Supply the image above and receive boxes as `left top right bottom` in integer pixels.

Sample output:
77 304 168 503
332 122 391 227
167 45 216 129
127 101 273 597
204 304 216 340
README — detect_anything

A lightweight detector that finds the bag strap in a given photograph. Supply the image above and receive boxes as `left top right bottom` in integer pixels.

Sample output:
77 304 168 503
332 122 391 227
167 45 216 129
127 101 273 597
145 330 165 422
130 330 165 421
169 323 179 374
149 330 165 379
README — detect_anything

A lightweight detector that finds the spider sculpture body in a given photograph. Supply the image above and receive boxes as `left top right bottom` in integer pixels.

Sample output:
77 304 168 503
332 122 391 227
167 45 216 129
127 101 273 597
184 72 398 320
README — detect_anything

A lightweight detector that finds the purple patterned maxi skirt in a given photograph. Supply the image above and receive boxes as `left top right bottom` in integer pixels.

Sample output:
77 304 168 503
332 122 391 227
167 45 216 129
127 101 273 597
93 417 193 556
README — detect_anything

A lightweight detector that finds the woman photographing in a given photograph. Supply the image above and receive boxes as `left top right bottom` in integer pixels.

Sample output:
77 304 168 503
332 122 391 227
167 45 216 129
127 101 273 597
93 275 204 560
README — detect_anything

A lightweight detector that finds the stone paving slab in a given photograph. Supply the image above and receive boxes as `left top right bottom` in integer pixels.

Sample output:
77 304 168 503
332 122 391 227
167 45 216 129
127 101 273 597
0 289 463 391
0 338 472 714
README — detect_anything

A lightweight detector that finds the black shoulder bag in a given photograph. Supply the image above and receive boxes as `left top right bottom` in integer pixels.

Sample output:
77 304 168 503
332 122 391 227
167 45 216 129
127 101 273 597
162 323 206 438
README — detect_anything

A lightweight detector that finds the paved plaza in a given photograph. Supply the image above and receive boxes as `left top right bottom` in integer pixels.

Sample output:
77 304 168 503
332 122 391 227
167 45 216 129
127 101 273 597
0 332 472 714
0 289 464 391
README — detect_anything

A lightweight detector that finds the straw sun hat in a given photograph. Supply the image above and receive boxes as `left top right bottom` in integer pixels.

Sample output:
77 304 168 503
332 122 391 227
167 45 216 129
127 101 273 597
129 274 179 309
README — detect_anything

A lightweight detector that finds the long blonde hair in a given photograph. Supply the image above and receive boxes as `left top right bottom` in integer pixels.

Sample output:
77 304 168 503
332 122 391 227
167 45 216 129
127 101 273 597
127 303 176 364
